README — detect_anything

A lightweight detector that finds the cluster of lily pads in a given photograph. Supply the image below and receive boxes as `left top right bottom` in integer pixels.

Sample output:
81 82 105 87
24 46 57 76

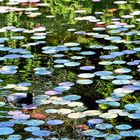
0 0 140 139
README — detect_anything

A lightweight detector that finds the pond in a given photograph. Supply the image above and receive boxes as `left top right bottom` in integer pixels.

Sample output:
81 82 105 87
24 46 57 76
0 0 140 139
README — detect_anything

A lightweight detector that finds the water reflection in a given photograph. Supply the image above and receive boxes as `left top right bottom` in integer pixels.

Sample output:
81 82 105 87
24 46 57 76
0 0 140 139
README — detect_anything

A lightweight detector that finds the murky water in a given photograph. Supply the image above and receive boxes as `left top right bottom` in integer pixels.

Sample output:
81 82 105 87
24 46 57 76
0 0 140 139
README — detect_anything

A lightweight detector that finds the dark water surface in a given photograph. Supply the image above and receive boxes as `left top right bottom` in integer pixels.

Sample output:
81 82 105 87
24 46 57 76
0 0 140 139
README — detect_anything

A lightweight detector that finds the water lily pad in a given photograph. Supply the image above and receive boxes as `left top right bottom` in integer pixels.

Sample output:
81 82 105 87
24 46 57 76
79 66 95 71
105 36 122 42
112 80 131 85
78 73 95 78
123 85 140 91
31 35 45 40
133 129 140 137
8 110 22 116
70 47 81 51
63 95 81 101
25 138 44 140
54 59 70 64
47 119 64 126
127 61 139 66
54 64 64 68
64 61 80 67
111 52 124 57
14 86 29 91
114 68 131 74
7 134 22 140
18 82 32 87
83 110 101 116
71 56 84 60
0 127 14 135
0 47 11 51
0 101 5 106
58 82 75 87
32 130 51 137
9 48 30 54
114 1 127 4
94 71 113 76
22 105 37 110
99 113 118 119
53 54 64 58
53 86 71 92
57 108 73 114
22 54 34 58
25 119 45 126
67 112 86 119
105 134 122 140
7 93 27 102
68 102 83 107
113 88 134 94
82 129 107 137
122 50 136 54
76 79 93 84
3 84 17 89
95 123 113 130
87 119 103 127
99 61 113 65
119 130 134 137
103 45 118 50
12 114 30 120
108 109 122 114
89 45 103 49
64 42 80 47
80 51 95 56
45 109 58 114
128 113 140 119
35 70 51 75
113 60 126 64
133 81 140 86
100 54 116 59
100 75 114 80
108 101 121 107
124 104 139 111
45 90 61 95
115 75 133 80
115 124 132 130
0 121 15 127
52 99 70 105
93 27 106 31
24 126 40 132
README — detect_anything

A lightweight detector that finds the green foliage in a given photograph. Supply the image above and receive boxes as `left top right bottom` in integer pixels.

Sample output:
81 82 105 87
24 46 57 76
97 80 114 98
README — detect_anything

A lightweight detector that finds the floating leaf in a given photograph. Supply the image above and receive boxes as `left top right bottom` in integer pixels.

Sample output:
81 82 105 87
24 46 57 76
25 138 44 140
25 119 45 126
105 134 122 140
83 110 101 116
78 73 95 78
57 108 73 114
115 124 132 130
82 129 107 137
76 79 93 84
32 130 51 137
47 119 64 126
7 134 22 140
68 102 83 107
63 95 81 101
0 127 14 135
99 113 118 119
67 112 86 119
95 123 113 130
45 109 58 114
